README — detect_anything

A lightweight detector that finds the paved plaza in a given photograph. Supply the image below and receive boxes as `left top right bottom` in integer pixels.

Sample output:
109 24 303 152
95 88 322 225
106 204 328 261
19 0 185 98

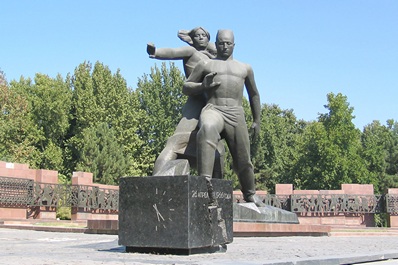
1 228 398 265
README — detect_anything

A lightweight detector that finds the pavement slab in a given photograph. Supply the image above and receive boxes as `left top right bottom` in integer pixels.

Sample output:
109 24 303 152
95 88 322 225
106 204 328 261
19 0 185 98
1 228 398 265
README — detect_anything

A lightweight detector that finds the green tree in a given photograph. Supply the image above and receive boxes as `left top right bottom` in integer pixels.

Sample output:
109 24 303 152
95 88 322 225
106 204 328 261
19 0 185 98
385 120 398 177
292 93 370 190
136 62 186 175
32 74 72 147
362 120 398 193
252 104 305 192
69 61 97 133
9 73 72 171
76 123 129 184
1 73 41 166
67 61 147 180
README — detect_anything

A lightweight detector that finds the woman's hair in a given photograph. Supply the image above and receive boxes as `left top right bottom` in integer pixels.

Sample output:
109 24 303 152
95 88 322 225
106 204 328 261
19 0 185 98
178 27 210 46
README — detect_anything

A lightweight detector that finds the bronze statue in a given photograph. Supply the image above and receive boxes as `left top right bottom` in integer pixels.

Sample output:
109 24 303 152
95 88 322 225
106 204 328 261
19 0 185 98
183 29 263 206
147 27 223 177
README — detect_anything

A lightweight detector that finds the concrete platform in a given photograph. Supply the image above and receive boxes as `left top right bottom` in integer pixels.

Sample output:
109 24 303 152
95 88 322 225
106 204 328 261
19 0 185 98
1 227 398 265
233 222 330 236
84 219 330 237
4 220 398 238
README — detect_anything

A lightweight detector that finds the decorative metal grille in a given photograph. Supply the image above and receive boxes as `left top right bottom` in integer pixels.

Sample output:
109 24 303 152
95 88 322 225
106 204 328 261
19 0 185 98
0 176 118 211
72 185 119 210
1 176 398 215
291 194 383 214
0 176 34 207
386 194 398 215
262 194 291 211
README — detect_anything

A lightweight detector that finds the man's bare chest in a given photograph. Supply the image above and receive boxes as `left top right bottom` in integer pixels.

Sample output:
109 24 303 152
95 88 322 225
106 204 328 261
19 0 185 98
206 60 247 79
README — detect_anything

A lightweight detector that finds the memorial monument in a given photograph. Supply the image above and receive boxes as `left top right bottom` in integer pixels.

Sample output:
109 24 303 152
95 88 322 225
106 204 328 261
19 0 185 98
119 28 234 254
118 28 298 255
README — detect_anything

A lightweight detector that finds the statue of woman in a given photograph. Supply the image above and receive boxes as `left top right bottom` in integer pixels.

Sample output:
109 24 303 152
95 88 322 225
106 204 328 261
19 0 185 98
147 27 223 177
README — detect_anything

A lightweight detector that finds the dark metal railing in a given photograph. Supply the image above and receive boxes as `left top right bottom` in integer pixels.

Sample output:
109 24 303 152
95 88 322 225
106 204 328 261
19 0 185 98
1 176 398 215
0 176 34 207
386 194 398 215
0 176 118 210
247 193 389 214
290 194 384 214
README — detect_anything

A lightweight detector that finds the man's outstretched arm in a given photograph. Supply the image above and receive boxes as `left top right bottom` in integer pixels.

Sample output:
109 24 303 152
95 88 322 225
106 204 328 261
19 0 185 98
147 43 194 60
245 65 261 136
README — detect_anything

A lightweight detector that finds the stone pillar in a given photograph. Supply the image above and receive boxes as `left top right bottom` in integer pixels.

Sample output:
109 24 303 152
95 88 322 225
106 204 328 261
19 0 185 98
71 171 93 221
387 188 398 228
72 171 93 186
275 184 293 195
341 184 375 227
34 169 59 220
0 161 35 180
90 183 119 220
0 161 35 220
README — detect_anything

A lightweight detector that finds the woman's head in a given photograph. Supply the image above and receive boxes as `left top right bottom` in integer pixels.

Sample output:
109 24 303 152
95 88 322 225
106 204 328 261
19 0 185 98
178 27 210 51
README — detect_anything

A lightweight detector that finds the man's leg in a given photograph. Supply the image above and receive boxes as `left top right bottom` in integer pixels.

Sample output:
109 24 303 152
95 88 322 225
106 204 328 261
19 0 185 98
197 108 224 178
197 108 224 206
223 116 262 205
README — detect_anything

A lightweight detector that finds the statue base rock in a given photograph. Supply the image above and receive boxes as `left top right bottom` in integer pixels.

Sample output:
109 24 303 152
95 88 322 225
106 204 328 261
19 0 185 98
118 175 233 254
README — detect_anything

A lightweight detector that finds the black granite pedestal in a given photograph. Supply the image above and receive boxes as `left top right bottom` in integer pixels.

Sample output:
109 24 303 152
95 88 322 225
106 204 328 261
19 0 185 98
118 175 233 255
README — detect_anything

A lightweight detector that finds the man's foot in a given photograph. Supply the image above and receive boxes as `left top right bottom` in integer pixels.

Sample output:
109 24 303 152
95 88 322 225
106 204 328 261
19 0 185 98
204 175 218 208
245 194 266 207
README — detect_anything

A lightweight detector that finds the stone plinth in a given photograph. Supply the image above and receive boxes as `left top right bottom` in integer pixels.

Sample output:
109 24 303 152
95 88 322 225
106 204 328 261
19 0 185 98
233 222 330 237
35 169 58 220
72 171 93 185
388 188 398 228
118 175 233 254
342 184 374 195
275 184 293 195
0 208 26 219
71 172 94 221
35 169 58 183
0 161 35 180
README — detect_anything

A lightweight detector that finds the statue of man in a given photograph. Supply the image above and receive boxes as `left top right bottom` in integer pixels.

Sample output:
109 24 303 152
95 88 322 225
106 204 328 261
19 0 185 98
147 27 223 177
183 29 263 206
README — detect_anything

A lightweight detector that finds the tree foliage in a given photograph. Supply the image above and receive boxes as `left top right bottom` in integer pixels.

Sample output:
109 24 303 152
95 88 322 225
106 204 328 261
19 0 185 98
8 73 72 171
291 93 369 190
67 61 147 181
76 122 129 184
0 71 41 165
253 104 305 192
2 64 398 193
135 62 186 175
362 120 398 193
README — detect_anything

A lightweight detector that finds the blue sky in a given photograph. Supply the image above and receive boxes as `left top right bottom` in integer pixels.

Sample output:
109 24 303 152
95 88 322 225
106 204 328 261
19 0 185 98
1 1 397 129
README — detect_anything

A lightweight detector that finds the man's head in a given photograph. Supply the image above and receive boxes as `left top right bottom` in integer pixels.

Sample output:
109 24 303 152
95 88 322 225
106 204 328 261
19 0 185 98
215 30 235 60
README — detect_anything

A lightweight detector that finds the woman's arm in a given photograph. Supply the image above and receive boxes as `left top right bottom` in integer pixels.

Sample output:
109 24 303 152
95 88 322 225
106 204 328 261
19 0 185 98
147 43 195 60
